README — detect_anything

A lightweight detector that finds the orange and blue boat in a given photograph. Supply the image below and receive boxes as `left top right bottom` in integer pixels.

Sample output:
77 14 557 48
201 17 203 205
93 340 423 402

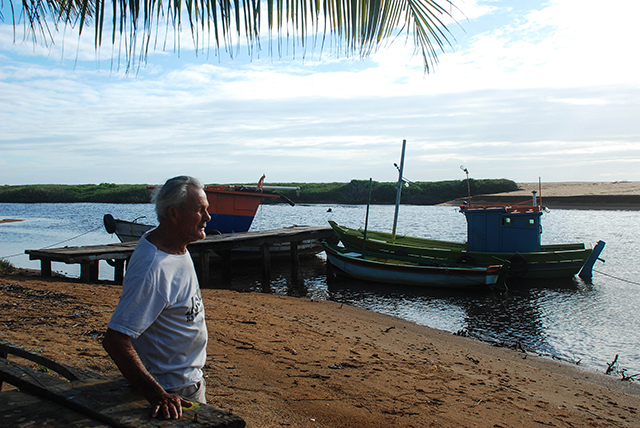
104 176 295 241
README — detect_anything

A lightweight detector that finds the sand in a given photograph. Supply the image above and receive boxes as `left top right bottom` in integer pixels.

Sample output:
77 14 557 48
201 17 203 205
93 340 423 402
441 181 640 210
2 271 639 427
510 182 640 197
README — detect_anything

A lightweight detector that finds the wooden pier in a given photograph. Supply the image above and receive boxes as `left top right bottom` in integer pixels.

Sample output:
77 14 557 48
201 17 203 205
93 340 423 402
25 226 336 287
1 341 245 427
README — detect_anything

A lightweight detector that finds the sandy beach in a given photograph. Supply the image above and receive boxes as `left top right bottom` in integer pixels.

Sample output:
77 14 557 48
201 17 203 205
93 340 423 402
511 182 640 197
441 181 640 210
2 271 639 427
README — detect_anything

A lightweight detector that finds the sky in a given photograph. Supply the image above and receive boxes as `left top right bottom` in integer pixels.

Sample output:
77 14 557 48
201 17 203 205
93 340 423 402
1 0 639 186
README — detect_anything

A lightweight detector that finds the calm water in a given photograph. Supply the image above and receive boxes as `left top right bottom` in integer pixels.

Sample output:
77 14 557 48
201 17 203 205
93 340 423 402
1 202 639 378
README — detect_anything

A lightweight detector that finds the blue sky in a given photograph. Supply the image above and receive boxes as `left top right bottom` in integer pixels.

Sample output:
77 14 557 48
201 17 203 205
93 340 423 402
1 0 639 185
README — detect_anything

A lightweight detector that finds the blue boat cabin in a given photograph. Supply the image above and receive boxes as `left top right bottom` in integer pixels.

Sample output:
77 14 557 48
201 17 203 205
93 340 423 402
462 207 542 253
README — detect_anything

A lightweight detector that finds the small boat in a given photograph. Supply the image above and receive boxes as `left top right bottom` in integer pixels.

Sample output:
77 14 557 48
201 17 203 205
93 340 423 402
329 198 605 280
328 141 605 281
323 243 505 288
201 181 290 235
103 215 152 242
104 176 294 241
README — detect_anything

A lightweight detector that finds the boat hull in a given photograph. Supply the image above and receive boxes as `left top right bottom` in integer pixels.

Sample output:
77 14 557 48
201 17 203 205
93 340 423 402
204 187 280 234
324 243 502 288
329 221 599 280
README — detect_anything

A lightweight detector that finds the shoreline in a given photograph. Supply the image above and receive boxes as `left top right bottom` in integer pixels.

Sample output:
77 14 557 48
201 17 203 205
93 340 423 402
1 182 638 210
440 181 640 210
440 194 640 210
2 271 639 427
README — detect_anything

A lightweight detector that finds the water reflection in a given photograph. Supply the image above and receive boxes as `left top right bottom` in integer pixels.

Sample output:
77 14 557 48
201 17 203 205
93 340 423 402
203 253 603 367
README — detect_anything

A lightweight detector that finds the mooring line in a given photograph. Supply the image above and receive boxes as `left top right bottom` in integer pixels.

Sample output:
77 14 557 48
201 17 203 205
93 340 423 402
39 225 104 249
0 225 104 260
592 268 640 286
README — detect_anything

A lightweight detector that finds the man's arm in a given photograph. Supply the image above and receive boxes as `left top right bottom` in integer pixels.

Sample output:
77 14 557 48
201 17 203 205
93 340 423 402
102 328 191 419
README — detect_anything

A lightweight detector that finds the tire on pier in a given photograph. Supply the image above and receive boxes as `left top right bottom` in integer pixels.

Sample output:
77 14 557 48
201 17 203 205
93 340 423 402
508 254 528 278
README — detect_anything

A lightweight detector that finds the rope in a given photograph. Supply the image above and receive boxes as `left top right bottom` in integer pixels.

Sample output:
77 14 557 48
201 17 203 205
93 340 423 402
0 225 104 260
592 268 640 286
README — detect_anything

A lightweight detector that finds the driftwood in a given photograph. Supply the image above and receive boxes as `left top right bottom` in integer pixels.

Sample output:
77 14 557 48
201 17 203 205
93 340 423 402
606 354 619 375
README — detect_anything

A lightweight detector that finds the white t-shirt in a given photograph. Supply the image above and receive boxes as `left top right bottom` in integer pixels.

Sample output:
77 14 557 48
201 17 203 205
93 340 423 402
108 235 208 390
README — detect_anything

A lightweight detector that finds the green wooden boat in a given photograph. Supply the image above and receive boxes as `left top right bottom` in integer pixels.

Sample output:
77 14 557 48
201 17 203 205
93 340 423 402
329 211 605 280
331 141 605 281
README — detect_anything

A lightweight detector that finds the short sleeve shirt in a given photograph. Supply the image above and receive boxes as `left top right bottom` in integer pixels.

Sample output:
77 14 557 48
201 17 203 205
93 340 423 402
108 235 208 389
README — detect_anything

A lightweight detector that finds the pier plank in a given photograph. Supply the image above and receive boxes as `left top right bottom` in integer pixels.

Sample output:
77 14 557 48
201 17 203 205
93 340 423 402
1 355 245 427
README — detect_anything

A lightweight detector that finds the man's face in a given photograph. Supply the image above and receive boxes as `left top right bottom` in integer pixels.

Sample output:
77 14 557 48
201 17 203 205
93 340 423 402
174 186 211 244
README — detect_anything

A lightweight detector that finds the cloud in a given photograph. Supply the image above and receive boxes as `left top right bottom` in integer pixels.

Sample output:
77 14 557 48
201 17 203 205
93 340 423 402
1 1 640 185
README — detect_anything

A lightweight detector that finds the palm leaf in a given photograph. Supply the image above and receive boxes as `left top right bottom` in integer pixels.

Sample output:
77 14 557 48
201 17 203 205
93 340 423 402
6 0 459 72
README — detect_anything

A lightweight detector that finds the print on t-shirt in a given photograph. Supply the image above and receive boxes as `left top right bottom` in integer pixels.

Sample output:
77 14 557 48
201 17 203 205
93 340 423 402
185 292 203 323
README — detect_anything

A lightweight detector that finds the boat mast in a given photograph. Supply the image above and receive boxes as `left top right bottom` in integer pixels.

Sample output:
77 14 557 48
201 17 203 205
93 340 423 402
538 176 542 209
392 139 407 240
363 178 373 253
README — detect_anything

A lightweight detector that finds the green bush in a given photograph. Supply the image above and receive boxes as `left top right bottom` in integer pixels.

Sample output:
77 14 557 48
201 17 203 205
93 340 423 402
0 258 16 274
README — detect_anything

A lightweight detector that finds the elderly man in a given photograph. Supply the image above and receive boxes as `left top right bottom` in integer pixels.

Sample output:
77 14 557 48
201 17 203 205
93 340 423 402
103 176 211 419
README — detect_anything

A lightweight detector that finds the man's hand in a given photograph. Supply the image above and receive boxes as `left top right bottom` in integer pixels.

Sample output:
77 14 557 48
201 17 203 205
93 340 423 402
103 328 192 420
150 392 193 419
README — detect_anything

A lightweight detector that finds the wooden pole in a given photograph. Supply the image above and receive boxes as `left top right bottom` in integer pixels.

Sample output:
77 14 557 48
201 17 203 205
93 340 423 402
197 251 211 288
363 178 373 253
260 243 271 286
290 240 300 283
40 259 52 277
114 259 125 285
392 139 407 240
219 250 232 281
81 260 98 283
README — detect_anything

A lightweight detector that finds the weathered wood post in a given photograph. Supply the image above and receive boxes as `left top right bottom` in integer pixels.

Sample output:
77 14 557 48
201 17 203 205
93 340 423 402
40 258 52 277
219 250 233 281
260 243 271 287
290 240 300 284
114 259 125 285
80 260 99 283
197 251 211 287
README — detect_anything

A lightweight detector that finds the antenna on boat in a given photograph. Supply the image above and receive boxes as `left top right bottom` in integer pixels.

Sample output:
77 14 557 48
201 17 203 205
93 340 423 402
460 165 471 205
392 139 407 240
538 176 542 209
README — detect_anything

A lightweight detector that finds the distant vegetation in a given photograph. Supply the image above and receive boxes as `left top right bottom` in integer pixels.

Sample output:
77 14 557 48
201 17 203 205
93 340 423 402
269 179 518 205
0 179 518 205
0 183 151 203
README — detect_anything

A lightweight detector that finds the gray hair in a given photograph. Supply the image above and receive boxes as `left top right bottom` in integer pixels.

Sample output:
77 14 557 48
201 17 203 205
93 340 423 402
153 176 205 222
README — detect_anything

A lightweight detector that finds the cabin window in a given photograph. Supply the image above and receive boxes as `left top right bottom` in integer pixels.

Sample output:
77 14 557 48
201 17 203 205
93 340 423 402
527 219 536 226
502 217 512 225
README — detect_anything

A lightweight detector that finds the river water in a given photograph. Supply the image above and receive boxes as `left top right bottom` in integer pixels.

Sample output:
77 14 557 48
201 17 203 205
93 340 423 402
1 202 639 378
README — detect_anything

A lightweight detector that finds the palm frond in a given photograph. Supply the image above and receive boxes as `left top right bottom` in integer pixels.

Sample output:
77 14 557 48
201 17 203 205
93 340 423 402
4 0 459 72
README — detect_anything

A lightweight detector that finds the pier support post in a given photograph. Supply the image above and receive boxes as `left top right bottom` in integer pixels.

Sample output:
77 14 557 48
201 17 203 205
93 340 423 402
114 260 125 285
197 251 211 287
40 259 52 278
80 260 99 284
290 241 300 284
219 250 232 281
260 243 271 287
